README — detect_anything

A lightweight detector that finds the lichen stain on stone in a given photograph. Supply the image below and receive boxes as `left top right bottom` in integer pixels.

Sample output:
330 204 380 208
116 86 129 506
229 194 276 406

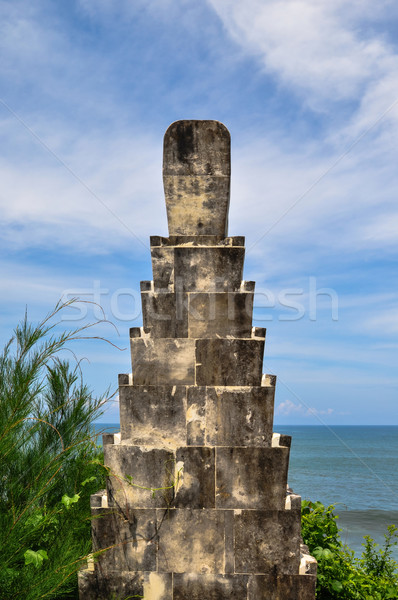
143 572 166 600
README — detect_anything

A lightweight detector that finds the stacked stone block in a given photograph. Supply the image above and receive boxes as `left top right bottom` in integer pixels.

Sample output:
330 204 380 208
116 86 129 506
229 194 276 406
78 120 317 599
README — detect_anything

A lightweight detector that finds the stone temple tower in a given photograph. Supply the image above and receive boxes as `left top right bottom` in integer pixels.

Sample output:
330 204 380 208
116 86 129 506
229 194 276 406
78 121 317 599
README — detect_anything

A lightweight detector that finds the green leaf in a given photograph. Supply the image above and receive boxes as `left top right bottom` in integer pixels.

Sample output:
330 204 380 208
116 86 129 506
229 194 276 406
24 549 48 569
331 580 343 592
61 493 80 509
81 476 96 487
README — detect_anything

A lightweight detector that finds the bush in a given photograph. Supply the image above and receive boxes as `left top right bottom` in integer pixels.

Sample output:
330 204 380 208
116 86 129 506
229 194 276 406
0 302 110 599
301 500 398 599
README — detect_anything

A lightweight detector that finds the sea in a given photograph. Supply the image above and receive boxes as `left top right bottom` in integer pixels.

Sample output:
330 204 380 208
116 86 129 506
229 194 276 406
94 423 398 560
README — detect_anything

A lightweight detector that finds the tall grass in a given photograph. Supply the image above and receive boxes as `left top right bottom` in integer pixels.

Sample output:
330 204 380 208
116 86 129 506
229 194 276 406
0 301 111 599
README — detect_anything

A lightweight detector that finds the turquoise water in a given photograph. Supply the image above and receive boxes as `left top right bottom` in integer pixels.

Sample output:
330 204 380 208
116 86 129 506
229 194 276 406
94 423 398 558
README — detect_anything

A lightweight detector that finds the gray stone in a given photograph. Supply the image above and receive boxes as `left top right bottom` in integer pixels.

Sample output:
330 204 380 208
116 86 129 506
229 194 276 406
174 446 215 508
195 339 264 386
156 508 225 573
173 246 245 292
78 570 172 600
104 445 175 508
247 574 317 600
173 573 249 600
187 386 274 447
187 292 253 338
119 385 187 447
91 507 157 572
141 291 178 338
234 510 301 574
130 338 195 385
163 121 231 236
151 235 244 247
216 447 289 509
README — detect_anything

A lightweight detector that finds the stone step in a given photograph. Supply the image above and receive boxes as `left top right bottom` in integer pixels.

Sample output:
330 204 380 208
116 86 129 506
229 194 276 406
103 443 290 511
88 506 302 577
118 384 275 448
79 569 316 600
129 337 265 386
151 245 245 292
141 290 254 339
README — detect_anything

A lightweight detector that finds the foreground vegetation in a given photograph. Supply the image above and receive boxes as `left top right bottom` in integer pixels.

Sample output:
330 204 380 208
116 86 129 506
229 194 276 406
1 305 397 598
302 500 398 599
0 302 108 599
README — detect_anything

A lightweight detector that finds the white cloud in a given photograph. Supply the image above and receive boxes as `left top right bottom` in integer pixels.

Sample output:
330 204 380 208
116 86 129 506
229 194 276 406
208 0 398 112
276 398 334 417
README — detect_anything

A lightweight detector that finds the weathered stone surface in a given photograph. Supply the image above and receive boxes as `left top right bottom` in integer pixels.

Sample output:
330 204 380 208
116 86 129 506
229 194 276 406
151 245 245 292
91 507 157 572
151 235 244 247
173 573 249 600
215 447 289 509
247 574 317 600
151 246 175 290
104 445 175 508
187 386 274 447
78 570 172 600
163 121 230 236
195 339 264 386
174 247 244 292
131 338 195 385
119 385 187 447
186 386 206 446
156 508 225 573
187 292 253 338
174 446 215 508
141 291 180 338
234 510 301 574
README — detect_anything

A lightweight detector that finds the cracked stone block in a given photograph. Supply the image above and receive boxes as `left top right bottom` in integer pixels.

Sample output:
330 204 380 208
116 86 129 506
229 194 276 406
216 447 289 510
174 446 215 508
247 574 317 600
187 292 253 338
186 386 274 447
78 570 172 600
195 339 264 386
173 573 249 600
91 507 157 572
163 120 231 236
131 338 195 385
104 445 175 509
156 508 225 573
234 510 301 574
119 385 187 447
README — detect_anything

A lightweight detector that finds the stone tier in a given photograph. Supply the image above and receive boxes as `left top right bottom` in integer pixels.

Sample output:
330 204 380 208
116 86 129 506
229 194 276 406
79 569 316 600
102 442 290 510
141 290 254 339
88 501 303 575
79 492 316 599
117 384 276 448
129 334 266 387
150 238 245 292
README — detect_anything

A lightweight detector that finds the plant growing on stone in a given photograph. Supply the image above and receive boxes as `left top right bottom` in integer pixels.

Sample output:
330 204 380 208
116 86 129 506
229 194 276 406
301 500 398 599
0 301 111 599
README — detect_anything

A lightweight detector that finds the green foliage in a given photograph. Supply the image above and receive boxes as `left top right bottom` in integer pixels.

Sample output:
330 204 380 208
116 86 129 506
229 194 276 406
302 500 398 599
0 301 109 599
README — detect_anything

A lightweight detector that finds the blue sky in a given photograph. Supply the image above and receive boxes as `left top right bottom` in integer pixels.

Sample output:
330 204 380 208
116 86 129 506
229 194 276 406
1 0 398 425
